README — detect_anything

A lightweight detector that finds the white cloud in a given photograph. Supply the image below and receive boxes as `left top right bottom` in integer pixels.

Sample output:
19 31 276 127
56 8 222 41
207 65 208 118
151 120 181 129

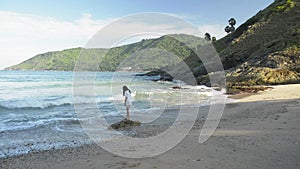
0 11 112 69
198 24 227 39
170 13 226 39
0 11 226 69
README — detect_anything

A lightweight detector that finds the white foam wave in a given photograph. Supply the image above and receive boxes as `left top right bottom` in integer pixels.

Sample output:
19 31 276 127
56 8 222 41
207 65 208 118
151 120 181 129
0 96 114 109
0 117 80 133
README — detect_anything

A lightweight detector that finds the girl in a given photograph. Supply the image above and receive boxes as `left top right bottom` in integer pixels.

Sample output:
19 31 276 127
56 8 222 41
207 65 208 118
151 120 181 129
123 85 132 120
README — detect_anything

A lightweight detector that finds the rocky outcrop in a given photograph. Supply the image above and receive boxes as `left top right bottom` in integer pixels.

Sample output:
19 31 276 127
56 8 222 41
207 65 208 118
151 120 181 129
109 119 141 130
135 69 173 82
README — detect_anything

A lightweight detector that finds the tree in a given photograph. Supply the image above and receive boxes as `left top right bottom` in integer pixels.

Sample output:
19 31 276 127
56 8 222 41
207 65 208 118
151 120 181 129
228 18 236 27
225 26 231 33
224 18 237 34
204 33 211 41
212 37 217 42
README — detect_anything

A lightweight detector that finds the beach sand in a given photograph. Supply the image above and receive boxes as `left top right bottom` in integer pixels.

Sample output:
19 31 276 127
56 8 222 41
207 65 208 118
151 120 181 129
1 84 300 169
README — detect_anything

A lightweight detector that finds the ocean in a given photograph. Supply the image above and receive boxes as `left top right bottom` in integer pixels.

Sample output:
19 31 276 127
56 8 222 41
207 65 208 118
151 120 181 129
0 70 214 158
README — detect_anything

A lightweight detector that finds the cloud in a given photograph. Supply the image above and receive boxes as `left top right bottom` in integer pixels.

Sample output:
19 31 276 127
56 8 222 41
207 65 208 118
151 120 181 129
0 11 226 69
198 24 227 39
170 13 226 39
0 11 112 69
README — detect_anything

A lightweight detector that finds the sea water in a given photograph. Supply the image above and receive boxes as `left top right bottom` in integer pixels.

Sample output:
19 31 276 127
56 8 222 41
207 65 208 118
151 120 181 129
0 70 214 158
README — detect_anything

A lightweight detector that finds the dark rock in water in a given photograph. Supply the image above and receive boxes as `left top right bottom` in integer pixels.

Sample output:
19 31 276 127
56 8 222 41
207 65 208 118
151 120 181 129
171 86 182 89
158 74 173 82
135 69 173 82
109 119 141 130
171 86 189 89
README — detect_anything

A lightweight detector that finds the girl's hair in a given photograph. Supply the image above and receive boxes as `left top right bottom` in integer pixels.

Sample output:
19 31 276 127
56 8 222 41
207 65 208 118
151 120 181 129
123 85 131 96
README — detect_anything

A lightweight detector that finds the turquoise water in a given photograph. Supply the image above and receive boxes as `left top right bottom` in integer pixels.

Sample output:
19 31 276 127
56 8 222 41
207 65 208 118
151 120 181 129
0 70 212 158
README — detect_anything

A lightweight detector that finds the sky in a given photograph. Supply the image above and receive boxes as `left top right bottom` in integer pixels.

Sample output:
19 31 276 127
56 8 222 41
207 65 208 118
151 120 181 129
0 0 274 69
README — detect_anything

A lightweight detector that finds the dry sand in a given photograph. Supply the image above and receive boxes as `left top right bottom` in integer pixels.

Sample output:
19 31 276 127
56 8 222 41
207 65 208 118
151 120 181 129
1 84 300 169
239 84 300 102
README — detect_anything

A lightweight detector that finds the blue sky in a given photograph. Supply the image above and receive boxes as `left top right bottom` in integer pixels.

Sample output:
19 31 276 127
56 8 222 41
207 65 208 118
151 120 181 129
0 0 274 69
0 0 273 25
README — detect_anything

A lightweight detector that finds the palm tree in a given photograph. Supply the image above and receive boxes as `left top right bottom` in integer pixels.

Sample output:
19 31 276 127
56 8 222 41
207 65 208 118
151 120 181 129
212 37 217 42
204 33 211 41
225 26 231 33
225 18 237 33
228 18 236 27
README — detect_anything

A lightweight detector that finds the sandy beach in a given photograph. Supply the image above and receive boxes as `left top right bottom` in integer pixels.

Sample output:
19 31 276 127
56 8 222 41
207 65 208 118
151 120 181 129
1 84 300 169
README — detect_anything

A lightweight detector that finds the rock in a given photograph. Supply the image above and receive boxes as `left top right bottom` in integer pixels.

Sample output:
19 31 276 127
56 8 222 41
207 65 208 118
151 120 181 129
135 69 173 82
135 69 164 76
171 86 189 89
158 74 173 81
109 119 141 130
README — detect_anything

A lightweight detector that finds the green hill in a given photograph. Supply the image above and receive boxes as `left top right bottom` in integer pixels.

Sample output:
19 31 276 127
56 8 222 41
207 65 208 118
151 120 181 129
6 34 203 71
215 0 300 87
169 0 299 88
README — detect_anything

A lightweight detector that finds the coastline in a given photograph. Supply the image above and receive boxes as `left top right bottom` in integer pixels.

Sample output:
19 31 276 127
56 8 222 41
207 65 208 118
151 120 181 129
1 84 300 169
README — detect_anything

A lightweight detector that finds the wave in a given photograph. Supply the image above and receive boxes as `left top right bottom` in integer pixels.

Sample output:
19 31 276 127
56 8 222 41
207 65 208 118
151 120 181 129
0 114 117 133
0 117 81 133
0 96 114 110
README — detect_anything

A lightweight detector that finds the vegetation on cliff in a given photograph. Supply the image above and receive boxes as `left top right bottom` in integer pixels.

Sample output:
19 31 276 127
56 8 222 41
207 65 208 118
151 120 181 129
6 34 202 72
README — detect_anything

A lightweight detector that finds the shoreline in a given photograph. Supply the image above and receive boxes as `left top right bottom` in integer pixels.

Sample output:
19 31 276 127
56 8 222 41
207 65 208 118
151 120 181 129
1 84 300 169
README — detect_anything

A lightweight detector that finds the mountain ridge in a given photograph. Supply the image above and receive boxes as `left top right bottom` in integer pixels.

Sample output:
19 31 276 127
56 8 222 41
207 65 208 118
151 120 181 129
6 34 202 71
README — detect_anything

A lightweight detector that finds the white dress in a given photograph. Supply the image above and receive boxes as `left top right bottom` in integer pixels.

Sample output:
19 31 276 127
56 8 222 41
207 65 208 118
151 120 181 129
125 90 132 107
